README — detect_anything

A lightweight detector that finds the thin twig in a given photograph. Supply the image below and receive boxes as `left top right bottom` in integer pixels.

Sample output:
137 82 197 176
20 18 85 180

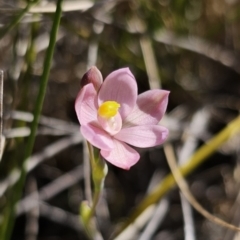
113 205 156 240
24 177 39 240
113 116 240 237
87 21 104 69
223 163 240 240
17 165 83 216
84 20 104 203
115 171 168 240
92 11 240 75
83 141 92 203
140 35 161 89
178 109 210 240
137 173 170 239
0 134 83 197
10 110 79 133
154 30 240 74
39 202 82 232
138 197 170 240
0 0 39 39
2 2 63 233
164 143 240 232
28 0 93 13
4 126 77 138
0 70 4 161
132 30 167 240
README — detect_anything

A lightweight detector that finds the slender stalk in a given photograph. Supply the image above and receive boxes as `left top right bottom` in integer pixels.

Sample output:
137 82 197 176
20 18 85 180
81 142 106 239
0 70 3 161
164 143 240 232
0 0 38 40
23 0 63 162
86 142 105 222
84 141 92 203
91 190 100 213
20 20 39 109
0 1 63 239
87 141 95 173
114 116 240 237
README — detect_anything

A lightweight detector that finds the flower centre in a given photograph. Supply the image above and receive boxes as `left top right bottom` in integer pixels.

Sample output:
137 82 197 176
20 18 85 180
98 101 120 118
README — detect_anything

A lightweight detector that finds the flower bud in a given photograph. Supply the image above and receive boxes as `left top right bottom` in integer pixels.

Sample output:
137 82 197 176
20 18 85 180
80 66 103 91
80 201 91 222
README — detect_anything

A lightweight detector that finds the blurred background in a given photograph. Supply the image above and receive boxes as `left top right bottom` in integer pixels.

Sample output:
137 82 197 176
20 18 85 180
0 0 240 239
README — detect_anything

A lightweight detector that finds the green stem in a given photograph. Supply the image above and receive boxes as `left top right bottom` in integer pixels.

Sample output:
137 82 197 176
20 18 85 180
21 21 38 106
114 116 240 237
0 1 63 239
0 1 38 40
87 141 95 177
81 142 106 239
86 189 101 224
85 142 103 223
24 1 62 161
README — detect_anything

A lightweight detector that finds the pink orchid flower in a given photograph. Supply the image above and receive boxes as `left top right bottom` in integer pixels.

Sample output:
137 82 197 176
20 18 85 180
75 67 169 170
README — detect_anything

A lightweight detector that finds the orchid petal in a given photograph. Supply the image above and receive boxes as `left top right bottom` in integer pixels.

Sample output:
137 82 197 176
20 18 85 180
124 90 169 127
80 125 113 151
75 84 98 125
115 125 168 148
101 139 139 170
98 68 137 119
98 112 122 135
